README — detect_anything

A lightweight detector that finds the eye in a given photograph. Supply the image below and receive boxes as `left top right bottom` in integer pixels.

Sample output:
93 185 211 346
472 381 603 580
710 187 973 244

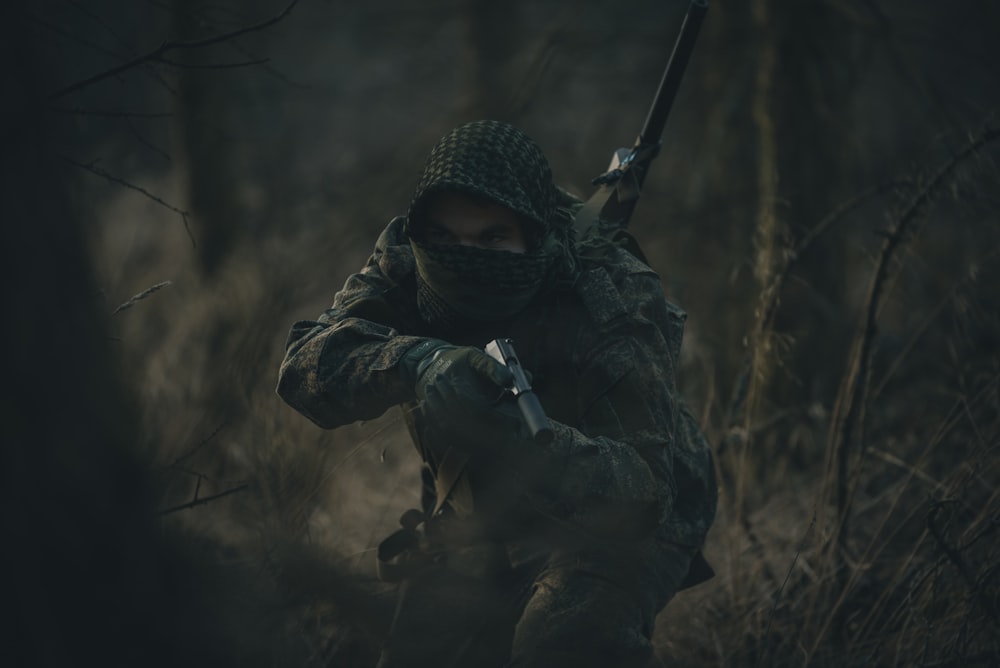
425 225 456 244
481 230 510 246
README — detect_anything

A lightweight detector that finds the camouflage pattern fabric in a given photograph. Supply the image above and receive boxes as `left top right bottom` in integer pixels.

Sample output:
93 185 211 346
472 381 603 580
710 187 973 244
276 217 717 665
277 216 715 547
276 120 717 665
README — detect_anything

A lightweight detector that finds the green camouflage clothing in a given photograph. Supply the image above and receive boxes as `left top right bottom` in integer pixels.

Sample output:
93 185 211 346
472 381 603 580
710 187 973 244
276 121 716 667
278 214 715 546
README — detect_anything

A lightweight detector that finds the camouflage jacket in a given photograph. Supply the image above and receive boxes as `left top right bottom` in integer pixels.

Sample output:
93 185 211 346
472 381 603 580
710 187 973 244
277 217 716 549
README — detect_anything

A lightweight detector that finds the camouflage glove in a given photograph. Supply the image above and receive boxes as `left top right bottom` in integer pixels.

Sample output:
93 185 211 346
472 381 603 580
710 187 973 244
403 344 528 454
398 339 457 388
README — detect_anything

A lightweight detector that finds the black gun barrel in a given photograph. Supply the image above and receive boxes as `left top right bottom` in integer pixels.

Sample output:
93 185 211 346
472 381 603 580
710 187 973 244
517 392 554 445
638 0 709 150
575 0 708 236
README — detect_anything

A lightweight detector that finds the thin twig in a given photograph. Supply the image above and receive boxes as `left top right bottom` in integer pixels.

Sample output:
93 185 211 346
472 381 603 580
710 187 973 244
163 422 227 469
111 280 172 315
927 503 1000 628
48 0 300 100
762 179 907 338
756 513 817 668
60 154 196 246
125 116 172 163
225 37 313 89
157 483 249 516
866 447 943 490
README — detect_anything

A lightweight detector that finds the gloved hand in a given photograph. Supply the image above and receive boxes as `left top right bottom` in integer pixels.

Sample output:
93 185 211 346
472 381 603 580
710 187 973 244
400 341 528 454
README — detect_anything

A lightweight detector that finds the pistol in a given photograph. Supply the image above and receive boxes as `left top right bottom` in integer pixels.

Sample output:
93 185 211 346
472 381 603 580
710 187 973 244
485 338 554 445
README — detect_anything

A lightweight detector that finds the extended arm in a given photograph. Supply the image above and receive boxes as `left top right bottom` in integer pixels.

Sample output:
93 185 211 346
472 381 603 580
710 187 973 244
276 219 436 428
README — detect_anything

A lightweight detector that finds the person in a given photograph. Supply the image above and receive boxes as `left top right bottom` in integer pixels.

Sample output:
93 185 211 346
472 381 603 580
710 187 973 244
276 120 717 668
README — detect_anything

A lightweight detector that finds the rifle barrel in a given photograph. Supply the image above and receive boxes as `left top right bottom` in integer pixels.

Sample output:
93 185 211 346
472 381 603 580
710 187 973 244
639 0 709 147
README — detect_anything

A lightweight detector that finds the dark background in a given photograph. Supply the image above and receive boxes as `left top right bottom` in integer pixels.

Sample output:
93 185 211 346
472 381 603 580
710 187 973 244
3 0 999 665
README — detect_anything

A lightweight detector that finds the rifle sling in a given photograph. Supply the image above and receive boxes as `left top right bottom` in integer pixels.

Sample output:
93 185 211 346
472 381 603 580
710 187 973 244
574 183 618 238
432 446 471 516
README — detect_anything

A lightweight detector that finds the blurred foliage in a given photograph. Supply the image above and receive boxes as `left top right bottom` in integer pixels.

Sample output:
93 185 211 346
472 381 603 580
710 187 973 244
4 0 1000 665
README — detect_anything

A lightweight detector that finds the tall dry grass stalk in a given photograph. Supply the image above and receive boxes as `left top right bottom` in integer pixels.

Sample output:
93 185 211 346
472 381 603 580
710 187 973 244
716 0 787 617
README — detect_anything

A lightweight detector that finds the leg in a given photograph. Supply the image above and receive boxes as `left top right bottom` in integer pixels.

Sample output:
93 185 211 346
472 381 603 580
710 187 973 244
508 542 695 668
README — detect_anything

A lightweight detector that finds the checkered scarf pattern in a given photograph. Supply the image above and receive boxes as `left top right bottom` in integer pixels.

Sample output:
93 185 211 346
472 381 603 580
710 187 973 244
412 239 553 327
406 120 559 235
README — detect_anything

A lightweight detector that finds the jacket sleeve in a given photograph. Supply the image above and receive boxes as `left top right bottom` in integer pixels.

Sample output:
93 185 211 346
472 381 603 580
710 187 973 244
276 221 430 429
531 262 716 545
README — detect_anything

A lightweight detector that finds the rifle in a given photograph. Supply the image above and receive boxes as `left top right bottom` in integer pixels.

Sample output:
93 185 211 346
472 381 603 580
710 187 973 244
574 0 709 251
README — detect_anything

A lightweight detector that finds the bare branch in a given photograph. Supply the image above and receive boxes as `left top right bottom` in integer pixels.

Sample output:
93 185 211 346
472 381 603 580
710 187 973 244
34 9 179 96
164 422 227 470
48 0 300 100
125 117 172 163
224 38 313 89
157 484 249 516
60 154 196 247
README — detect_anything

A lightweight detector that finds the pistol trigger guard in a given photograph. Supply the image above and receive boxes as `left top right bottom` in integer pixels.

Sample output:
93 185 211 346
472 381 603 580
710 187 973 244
491 387 514 406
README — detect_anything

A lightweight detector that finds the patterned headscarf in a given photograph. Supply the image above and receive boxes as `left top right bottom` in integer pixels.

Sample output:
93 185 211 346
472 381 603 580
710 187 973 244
406 121 579 327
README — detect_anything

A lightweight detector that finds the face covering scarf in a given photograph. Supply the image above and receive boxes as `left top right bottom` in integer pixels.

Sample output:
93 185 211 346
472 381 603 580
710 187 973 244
410 239 553 329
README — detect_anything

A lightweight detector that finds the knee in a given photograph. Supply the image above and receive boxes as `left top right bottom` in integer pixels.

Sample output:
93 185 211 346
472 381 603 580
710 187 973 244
510 570 655 668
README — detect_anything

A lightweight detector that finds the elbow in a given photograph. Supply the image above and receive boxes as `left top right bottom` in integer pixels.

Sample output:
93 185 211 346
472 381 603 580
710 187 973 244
275 362 346 430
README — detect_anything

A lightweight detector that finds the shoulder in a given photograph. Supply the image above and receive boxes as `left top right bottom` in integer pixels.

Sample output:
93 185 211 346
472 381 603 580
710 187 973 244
574 244 668 322
572 243 687 362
